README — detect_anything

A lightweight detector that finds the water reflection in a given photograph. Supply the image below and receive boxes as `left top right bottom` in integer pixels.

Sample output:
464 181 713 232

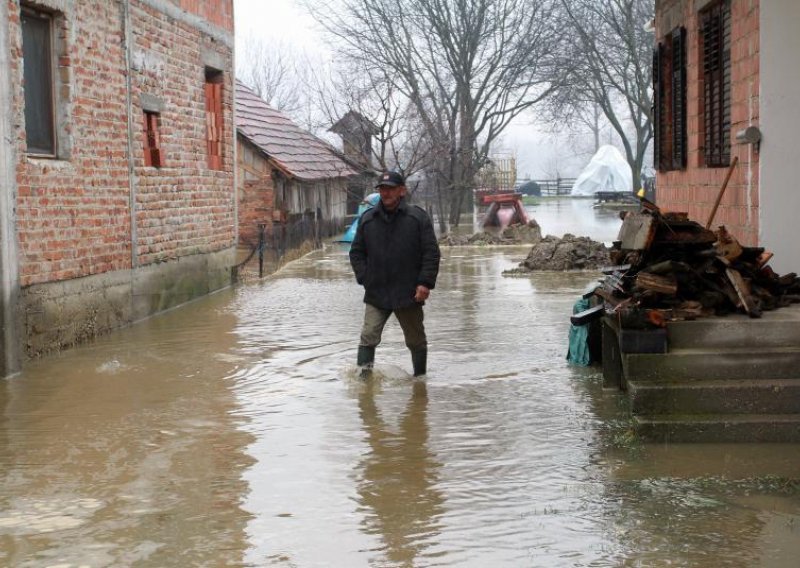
355 380 444 566
526 197 624 244
0 293 255 567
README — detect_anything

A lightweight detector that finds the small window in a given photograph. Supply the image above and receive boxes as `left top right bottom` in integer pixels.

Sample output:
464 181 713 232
701 2 731 167
21 7 56 156
142 111 162 167
205 69 223 170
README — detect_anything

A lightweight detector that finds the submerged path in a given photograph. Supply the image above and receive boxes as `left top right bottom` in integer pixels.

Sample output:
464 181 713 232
2 202 800 566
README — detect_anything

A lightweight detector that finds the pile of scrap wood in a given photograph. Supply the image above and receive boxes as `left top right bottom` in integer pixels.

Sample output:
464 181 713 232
571 200 800 328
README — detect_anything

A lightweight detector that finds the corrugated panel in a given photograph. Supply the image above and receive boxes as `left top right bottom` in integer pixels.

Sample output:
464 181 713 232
235 81 358 181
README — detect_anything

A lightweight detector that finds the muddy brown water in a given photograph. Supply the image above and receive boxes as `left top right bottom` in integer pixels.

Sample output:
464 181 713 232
2 198 799 566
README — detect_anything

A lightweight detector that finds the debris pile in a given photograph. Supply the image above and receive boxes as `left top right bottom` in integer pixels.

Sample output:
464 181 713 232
439 220 542 246
508 234 611 272
585 203 800 327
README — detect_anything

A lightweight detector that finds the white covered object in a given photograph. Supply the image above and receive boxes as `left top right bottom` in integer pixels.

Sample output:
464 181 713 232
570 145 633 196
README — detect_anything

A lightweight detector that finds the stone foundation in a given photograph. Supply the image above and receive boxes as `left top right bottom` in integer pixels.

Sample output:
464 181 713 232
21 247 235 358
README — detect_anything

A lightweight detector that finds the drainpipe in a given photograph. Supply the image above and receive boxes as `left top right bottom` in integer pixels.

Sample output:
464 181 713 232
0 0 21 376
121 0 138 271
232 0 239 252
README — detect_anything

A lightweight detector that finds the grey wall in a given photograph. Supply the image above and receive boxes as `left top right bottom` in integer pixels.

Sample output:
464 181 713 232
0 0 21 376
760 0 800 274
21 247 236 359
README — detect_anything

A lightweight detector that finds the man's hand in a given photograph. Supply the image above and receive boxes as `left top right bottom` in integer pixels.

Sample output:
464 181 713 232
414 285 430 303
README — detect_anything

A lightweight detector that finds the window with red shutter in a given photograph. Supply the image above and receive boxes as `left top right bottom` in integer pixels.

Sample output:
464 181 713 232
701 1 731 167
143 111 162 168
205 69 223 170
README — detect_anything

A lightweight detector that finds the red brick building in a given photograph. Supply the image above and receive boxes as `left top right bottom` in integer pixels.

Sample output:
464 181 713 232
653 0 800 273
0 0 236 374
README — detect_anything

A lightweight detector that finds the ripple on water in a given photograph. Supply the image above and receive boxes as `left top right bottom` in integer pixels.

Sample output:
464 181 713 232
0 497 104 534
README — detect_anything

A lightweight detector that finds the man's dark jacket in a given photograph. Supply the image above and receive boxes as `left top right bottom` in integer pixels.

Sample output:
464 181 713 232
350 198 441 310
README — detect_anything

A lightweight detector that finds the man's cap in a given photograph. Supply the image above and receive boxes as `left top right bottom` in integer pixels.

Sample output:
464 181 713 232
375 170 405 188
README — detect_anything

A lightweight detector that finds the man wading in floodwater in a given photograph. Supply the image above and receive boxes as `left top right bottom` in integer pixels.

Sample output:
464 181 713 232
350 170 441 378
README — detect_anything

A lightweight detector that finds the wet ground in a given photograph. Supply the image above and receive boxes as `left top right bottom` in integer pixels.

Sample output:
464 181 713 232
2 198 799 567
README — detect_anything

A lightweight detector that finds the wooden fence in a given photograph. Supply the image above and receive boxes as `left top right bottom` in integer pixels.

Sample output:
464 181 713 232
530 178 577 196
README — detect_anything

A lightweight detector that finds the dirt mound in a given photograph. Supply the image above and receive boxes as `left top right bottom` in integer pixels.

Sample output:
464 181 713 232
439 220 542 246
507 234 611 272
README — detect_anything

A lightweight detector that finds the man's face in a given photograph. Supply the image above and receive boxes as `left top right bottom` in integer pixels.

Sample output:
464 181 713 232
378 184 406 211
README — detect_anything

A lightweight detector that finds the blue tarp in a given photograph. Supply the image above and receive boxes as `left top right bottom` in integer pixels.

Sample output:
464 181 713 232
566 297 592 366
339 193 380 243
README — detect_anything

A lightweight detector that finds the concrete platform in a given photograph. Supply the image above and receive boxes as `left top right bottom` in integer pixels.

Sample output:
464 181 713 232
635 414 800 443
606 305 800 442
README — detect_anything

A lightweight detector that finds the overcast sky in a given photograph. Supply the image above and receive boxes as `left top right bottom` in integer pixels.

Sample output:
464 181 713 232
232 0 589 179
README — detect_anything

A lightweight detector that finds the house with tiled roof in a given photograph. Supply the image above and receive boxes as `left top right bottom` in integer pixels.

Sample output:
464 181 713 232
235 81 358 247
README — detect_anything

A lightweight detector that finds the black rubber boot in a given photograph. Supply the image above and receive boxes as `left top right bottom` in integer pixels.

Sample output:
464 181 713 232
357 345 375 379
411 349 427 377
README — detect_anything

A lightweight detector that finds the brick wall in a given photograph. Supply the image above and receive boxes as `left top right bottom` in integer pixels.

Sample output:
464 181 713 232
9 0 235 286
176 0 233 32
12 0 133 286
237 137 275 245
655 0 760 245
7 0 236 359
130 0 235 266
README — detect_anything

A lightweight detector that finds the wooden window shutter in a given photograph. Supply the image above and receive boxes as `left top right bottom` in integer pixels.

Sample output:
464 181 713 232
205 78 223 170
653 45 662 171
671 27 687 169
655 40 674 172
702 2 731 167
143 111 162 167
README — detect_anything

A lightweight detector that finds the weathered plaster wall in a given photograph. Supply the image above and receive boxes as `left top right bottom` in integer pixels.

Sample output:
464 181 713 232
0 0 21 375
759 0 800 273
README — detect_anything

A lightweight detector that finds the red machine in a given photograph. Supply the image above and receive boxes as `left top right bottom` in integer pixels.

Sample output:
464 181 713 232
480 192 529 230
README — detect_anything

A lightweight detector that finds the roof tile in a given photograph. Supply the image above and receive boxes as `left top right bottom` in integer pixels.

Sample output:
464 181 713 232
235 81 358 181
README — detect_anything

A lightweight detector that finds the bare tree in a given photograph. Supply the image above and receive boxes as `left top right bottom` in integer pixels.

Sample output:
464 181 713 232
544 0 654 192
237 35 317 124
307 0 560 229
315 62 436 178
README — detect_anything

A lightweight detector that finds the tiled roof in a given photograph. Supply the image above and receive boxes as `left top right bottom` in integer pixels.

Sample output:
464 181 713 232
235 81 358 181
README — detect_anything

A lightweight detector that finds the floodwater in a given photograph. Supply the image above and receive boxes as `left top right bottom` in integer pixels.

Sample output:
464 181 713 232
2 198 799 567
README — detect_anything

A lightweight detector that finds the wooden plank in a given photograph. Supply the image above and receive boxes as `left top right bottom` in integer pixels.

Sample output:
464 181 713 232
593 287 623 306
603 273 626 292
715 226 742 261
570 304 605 326
635 272 678 295
618 213 657 250
725 268 761 317
600 264 632 275
756 251 774 269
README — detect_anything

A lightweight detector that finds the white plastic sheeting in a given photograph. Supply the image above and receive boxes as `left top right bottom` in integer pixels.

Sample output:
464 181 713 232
570 145 633 196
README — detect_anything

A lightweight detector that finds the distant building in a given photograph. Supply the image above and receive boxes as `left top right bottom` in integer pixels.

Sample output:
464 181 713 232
653 0 800 272
329 110 379 216
235 82 358 246
0 0 236 374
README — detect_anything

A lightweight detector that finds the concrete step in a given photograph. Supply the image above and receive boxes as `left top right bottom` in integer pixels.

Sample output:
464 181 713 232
667 305 800 350
624 347 800 382
629 378 800 415
634 414 800 443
